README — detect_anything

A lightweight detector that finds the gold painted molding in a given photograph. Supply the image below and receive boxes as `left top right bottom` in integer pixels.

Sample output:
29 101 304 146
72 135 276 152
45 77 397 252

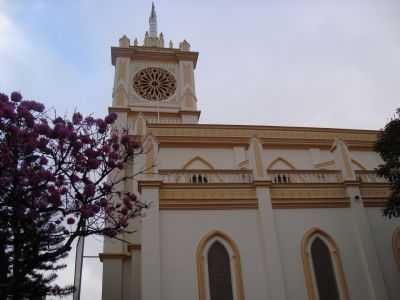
196 230 245 300
182 156 215 170
111 46 199 67
301 228 350 300
271 184 350 208
360 184 391 207
145 123 377 149
267 157 296 170
138 180 162 193
159 185 257 210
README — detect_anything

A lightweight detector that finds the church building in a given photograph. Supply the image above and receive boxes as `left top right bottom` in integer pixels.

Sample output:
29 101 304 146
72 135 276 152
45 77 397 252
100 4 400 300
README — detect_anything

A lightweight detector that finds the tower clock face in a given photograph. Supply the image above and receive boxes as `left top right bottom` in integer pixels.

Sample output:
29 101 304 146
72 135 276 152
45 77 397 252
133 67 176 101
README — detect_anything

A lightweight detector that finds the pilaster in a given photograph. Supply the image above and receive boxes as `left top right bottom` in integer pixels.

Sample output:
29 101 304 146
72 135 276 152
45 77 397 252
249 137 287 300
101 256 126 300
332 139 388 300
140 180 162 300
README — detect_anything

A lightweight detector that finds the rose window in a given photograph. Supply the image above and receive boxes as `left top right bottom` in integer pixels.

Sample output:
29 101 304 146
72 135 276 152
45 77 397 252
133 67 176 101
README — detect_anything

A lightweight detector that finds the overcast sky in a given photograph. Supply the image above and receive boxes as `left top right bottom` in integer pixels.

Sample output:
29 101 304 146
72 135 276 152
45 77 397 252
1 0 400 299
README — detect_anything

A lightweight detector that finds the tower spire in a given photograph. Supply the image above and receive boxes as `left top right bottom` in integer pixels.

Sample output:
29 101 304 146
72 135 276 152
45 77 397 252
149 2 157 38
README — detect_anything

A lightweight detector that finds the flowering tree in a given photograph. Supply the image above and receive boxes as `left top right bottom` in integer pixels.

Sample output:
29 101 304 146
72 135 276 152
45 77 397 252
376 108 400 218
0 92 146 299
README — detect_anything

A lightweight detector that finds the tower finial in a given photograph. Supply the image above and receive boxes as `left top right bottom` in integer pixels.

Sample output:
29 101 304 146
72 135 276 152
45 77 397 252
149 2 157 38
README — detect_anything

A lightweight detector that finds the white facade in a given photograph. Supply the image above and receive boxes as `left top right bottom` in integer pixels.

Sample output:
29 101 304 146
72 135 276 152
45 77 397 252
101 5 400 300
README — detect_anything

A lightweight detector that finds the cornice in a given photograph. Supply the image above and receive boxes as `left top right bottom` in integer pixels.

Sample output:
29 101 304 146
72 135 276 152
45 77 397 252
360 184 391 207
111 46 199 68
108 106 201 118
145 123 378 149
138 180 163 193
159 184 258 210
271 184 350 208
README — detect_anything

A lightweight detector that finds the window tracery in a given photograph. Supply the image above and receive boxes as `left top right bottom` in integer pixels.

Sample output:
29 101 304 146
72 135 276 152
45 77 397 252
133 67 176 101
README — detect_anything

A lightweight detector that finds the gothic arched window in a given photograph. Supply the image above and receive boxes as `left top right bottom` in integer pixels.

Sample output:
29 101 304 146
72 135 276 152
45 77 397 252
393 226 400 271
207 241 234 300
302 228 349 300
196 230 245 300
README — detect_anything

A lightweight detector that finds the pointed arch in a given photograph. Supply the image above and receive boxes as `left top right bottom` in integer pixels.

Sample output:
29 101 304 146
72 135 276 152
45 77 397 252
134 113 146 136
301 228 349 300
182 156 215 170
143 134 158 176
113 84 128 106
392 226 400 271
267 157 296 170
182 87 197 110
196 230 245 300
351 159 367 171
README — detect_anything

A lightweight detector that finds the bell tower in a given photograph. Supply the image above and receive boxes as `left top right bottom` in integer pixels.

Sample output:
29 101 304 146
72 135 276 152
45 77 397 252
110 3 200 136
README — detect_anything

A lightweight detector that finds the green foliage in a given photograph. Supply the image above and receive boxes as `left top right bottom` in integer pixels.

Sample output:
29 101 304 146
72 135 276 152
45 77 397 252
375 109 400 218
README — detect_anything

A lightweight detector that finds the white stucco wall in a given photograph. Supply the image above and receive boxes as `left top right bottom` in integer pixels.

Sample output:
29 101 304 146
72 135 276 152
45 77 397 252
350 150 383 170
263 149 319 170
158 147 236 169
274 208 373 300
159 210 268 300
366 208 400 300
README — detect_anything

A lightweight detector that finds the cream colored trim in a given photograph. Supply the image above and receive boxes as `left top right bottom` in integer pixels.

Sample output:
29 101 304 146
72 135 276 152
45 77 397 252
138 180 162 193
359 184 391 207
251 138 264 177
301 228 350 300
159 185 257 210
271 184 350 208
338 140 354 178
392 226 400 272
145 123 378 150
315 160 336 169
196 230 245 300
157 183 355 209
267 157 296 170
182 156 215 170
111 46 199 67
238 160 249 170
